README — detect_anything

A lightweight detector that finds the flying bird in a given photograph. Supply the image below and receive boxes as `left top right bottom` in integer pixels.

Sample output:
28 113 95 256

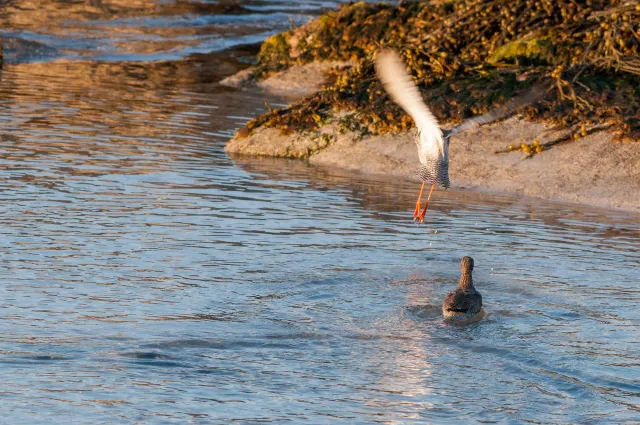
375 50 449 223
375 49 543 223
442 256 483 322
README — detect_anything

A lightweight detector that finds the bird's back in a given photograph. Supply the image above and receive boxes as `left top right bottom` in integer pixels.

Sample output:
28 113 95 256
442 288 482 320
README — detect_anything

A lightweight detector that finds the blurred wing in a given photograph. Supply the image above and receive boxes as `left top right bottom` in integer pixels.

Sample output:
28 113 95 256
375 50 444 156
450 82 547 136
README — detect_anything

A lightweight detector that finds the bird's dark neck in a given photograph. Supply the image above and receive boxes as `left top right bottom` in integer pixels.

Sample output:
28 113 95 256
458 269 475 292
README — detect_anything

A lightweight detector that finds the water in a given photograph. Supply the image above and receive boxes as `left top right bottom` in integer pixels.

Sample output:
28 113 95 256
1 2 640 424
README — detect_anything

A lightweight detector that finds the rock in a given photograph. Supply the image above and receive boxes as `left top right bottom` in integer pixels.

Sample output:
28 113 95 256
220 60 353 97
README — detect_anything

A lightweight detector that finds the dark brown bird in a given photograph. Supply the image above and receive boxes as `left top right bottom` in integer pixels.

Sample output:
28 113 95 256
443 257 483 321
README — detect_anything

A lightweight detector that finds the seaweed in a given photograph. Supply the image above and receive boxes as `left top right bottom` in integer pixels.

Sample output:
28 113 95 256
239 0 640 147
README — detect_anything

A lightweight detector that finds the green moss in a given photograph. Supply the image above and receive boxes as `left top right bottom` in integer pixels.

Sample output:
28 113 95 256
487 37 556 66
254 32 292 79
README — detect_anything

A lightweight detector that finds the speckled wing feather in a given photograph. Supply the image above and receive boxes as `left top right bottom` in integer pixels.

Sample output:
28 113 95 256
443 290 482 315
375 50 445 157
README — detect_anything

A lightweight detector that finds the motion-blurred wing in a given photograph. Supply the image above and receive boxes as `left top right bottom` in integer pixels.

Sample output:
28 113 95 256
450 83 547 136
375 50 444 156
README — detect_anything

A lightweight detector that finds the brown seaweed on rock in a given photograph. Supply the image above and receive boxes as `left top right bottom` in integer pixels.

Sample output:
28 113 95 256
239 0 640 151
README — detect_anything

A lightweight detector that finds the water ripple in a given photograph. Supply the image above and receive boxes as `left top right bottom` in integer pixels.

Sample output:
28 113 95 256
1 1 639 424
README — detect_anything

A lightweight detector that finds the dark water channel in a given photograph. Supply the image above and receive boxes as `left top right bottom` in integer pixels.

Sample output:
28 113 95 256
1 1 639 424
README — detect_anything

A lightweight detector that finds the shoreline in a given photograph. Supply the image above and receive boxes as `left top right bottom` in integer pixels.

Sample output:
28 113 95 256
227 151 640 219
224 63 640 213
221 0 640 215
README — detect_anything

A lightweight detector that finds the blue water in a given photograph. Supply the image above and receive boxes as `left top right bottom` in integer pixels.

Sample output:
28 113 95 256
1 1 640 424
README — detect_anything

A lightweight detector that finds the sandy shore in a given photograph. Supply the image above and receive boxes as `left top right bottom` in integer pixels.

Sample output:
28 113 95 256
220 60 351 97
224 64 640 213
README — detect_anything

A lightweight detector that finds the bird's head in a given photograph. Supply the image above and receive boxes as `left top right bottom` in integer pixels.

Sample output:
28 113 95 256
461 256 474 272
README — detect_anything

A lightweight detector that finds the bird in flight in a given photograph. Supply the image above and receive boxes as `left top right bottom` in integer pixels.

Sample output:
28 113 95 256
375 49 542 223
375 50 449 223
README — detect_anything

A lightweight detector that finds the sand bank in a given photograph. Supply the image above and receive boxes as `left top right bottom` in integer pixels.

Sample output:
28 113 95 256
225 63 640 213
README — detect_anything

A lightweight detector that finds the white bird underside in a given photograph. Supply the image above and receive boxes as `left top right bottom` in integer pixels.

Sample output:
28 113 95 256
374 50 445 161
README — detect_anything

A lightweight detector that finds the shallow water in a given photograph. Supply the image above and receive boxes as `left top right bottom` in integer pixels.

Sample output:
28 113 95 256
1 2 640 424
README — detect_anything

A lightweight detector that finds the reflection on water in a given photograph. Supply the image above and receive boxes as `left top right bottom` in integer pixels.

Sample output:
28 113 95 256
0 0 343 62
1 1 640 424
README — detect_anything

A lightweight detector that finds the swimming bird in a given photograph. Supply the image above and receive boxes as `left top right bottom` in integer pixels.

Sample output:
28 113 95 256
375 49 543 223
442 256 483 321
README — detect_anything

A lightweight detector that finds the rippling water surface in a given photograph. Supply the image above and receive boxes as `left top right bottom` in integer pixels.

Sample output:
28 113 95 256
1 2 640 424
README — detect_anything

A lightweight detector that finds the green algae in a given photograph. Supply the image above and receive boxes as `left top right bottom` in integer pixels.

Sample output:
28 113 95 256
253 33 291 79
486 37 556 66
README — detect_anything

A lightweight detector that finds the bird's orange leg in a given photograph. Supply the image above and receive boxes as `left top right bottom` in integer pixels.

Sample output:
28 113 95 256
417 184 435 223
413 181 425 221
